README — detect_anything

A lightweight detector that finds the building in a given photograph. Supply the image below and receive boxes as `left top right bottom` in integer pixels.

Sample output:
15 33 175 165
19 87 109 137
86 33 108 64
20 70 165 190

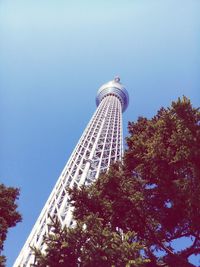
14 77 129 266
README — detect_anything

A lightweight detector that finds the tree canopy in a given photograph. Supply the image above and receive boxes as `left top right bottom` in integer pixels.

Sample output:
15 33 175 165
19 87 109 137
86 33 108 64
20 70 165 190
0 184 22 267
33 97 200 267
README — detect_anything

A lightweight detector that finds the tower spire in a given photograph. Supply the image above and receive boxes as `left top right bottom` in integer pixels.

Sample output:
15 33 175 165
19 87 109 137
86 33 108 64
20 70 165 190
114 76 120 82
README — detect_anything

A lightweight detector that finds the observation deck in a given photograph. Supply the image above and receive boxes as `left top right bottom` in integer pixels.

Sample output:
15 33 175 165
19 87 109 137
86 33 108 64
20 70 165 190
96 77 129 112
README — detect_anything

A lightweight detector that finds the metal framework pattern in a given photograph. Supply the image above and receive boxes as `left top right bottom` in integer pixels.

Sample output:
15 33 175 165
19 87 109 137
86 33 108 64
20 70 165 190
14 78 129 267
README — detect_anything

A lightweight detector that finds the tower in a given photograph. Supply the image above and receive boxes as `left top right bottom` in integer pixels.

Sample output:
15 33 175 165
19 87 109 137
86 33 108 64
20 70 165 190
14 77 129 266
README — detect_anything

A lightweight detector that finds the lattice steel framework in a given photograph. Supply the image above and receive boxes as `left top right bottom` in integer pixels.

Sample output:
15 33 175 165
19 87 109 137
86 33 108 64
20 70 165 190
14 77 129 267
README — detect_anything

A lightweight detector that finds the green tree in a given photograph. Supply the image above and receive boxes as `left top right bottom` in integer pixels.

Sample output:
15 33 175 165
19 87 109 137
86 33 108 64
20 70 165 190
0 184 22 267
124 96 200 266
33 97 200 266
33 215 146 267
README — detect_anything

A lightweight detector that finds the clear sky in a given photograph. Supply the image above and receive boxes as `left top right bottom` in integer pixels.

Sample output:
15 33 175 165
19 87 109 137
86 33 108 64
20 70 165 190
0 1 200 266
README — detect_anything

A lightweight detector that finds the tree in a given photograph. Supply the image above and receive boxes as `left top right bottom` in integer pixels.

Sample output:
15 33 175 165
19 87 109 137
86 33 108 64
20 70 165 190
33 97 200 266
33 215 146 267
124 96 200 266
0 184 22 267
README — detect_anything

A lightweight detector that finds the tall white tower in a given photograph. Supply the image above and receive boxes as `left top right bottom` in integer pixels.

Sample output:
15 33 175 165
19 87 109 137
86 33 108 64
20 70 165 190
14 77 129 266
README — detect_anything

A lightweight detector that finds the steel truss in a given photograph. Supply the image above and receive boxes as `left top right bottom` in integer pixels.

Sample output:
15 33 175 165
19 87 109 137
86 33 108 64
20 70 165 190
14 78 129 266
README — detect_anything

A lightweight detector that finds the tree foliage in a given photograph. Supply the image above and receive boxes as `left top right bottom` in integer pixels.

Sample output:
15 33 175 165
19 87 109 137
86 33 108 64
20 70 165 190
0 184 22 266
33 97 200 266
123 96 200 266
33 215 146 267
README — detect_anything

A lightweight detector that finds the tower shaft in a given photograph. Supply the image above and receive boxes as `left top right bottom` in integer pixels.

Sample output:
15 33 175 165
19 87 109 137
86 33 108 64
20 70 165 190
14 94 124 266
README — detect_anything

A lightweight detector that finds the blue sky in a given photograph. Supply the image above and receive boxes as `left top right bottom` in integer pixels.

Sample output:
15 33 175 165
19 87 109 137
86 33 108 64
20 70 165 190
0 1 200 266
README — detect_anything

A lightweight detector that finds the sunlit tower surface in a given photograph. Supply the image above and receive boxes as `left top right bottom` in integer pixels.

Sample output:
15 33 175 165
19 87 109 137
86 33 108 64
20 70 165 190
14 77 129 266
